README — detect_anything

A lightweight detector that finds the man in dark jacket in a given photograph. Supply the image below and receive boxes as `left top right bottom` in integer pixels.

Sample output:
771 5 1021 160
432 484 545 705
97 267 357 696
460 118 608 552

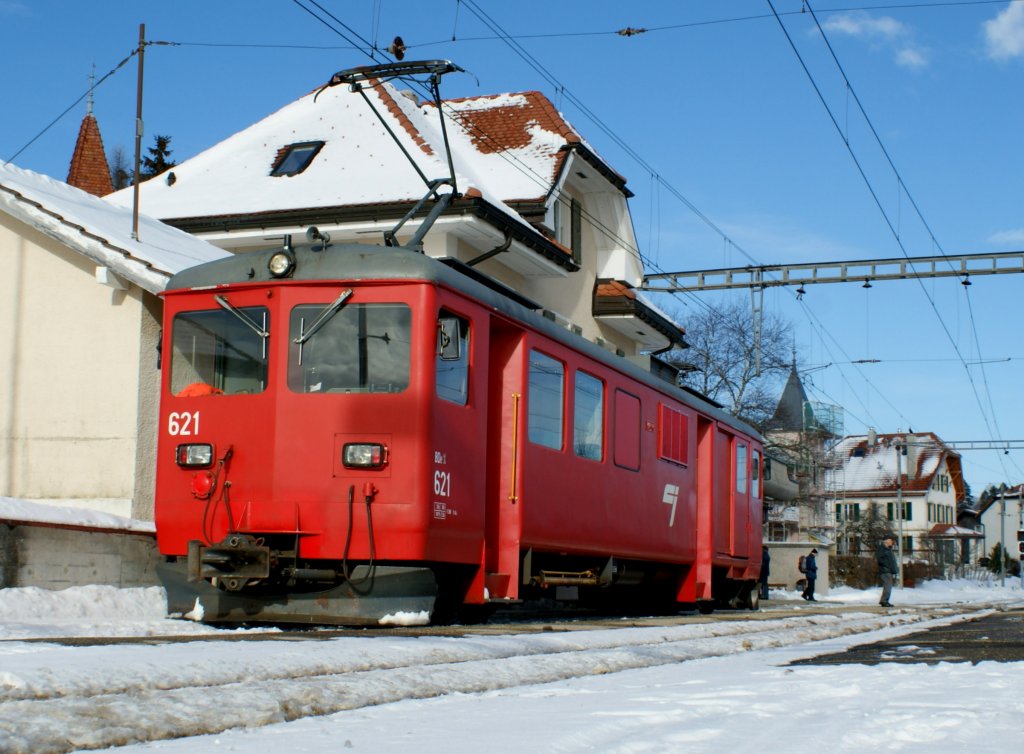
877 536 898 607
760 545 771 601
801 548 818 601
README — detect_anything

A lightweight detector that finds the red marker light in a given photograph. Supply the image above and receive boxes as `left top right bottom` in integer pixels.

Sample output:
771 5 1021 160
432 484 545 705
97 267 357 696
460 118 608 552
192 471 214 498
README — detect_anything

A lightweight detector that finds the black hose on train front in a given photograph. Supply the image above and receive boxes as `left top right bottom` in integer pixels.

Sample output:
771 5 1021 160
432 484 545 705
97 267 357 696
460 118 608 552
341 483 377 591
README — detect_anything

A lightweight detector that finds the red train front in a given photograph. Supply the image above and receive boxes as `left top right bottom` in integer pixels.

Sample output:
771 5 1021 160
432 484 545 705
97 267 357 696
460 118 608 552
155 244 764 625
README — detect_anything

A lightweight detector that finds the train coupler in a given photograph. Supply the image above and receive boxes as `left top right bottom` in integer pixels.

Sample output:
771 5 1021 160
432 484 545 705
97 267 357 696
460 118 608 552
187 535 270 590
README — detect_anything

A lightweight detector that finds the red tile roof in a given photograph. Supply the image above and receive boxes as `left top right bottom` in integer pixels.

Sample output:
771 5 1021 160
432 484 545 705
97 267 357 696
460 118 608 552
66 114 113 197
828 431 965 501
438 91 582 191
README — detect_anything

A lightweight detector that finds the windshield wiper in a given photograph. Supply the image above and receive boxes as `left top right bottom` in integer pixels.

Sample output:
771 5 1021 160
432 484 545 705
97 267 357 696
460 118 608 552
293 289 353 345
215 295 269 338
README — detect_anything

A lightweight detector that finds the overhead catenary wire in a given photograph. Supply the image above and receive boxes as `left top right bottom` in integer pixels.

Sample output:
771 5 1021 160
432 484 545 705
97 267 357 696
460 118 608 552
769 0 1011 478
292 0 719 318
6 47 143 164
11 4 996 459
406 1 1024 49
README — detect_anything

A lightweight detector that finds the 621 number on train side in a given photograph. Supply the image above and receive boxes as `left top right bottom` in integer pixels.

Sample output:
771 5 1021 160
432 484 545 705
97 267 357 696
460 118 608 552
167 411 200 436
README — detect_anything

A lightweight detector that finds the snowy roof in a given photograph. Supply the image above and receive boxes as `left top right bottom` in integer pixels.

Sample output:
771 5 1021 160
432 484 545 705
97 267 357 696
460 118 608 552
0 161 229 294
924 524 983 539
967 483 1024 516
104 80 620 229
825 432 964 500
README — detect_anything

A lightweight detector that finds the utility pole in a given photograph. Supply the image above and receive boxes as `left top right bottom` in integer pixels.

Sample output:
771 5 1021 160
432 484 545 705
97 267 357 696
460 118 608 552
131 23 145 241
999 489 1006 587
895 436 905 588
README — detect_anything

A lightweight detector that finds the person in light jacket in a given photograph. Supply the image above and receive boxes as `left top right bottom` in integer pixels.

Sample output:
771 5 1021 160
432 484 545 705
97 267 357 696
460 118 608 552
877 536 898 607
801 548 818 601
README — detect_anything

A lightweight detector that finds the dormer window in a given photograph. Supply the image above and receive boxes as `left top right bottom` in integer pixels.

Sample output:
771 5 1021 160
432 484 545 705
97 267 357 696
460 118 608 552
551 192 582 264
270 141 324 177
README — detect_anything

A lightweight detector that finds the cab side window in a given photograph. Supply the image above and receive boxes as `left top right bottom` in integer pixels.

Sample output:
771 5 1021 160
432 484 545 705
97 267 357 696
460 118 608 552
436 312 470 405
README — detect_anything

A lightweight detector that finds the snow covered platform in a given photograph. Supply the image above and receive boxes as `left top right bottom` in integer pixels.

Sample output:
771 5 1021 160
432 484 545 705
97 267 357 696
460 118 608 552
0 498 158 590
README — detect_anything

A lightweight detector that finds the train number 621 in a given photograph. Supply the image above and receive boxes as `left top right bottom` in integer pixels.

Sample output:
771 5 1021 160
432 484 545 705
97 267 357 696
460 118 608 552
433 470 451 497
168 411 200 436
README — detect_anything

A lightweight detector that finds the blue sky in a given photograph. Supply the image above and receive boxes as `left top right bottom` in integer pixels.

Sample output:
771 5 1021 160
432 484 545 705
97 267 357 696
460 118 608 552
3 1 1024 495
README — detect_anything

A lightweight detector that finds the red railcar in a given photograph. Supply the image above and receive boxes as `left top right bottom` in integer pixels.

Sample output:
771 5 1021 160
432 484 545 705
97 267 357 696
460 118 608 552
156 244 764 624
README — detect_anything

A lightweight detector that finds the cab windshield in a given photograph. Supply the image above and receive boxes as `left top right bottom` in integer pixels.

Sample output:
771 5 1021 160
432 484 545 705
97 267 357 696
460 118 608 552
170 307 269 396
288 303 411 393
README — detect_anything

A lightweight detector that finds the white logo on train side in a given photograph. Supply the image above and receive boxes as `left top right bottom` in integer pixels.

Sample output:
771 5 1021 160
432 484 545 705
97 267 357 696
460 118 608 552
662 483 679 527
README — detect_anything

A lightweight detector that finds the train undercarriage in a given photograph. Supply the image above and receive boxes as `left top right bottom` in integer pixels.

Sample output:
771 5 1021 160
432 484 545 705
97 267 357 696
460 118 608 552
159 535 759 626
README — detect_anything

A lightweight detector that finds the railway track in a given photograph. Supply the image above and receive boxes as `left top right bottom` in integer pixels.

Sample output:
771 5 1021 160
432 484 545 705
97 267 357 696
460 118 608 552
0 603 993 754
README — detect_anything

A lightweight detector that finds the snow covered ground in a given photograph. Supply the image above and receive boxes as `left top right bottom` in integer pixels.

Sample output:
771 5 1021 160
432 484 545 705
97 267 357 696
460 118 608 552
0 580 1022 753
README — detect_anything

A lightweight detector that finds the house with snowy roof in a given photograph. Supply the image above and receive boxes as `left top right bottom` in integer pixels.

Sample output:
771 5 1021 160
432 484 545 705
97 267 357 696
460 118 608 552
105 72 684 371
959 484 1023 562
0 160 228 520
825 432 978 567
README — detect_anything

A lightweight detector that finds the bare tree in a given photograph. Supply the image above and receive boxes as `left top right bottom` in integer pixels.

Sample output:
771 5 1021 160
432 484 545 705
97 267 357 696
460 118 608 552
670 297 793 428
109 145 131 190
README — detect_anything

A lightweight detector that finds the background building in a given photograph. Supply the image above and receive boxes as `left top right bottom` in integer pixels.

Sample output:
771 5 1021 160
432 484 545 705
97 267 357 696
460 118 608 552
0 161 226 519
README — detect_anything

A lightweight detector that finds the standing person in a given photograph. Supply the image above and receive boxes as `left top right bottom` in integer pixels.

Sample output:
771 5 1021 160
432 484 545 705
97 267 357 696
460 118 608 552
877 536 898 607
760 545 771 601
801 548 818 601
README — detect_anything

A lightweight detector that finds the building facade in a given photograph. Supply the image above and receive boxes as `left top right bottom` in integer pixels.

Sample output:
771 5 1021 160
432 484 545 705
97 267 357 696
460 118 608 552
0 161 226 518
106 78 685 376
825 432 974 567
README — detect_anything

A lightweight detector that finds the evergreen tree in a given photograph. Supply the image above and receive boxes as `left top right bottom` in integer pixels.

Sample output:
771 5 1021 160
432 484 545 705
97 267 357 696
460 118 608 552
141 134 176 179
987 542 1010 574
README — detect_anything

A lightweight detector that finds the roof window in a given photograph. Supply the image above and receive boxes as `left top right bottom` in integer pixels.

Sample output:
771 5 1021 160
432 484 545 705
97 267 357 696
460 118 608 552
270 141 324 177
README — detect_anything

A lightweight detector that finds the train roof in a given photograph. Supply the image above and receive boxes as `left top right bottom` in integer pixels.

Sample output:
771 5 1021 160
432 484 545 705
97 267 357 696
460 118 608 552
167 244 762 440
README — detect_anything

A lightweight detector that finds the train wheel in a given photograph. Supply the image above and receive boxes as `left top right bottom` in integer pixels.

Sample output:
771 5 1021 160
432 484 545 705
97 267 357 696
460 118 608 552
456 604 497 625
697 600 715 615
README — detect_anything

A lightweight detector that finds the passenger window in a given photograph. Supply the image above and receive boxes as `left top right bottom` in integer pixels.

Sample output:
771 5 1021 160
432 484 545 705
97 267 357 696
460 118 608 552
436 312 470 405
528 350 564 450
573 371 604 461
736 443 748 494
752 450 761 498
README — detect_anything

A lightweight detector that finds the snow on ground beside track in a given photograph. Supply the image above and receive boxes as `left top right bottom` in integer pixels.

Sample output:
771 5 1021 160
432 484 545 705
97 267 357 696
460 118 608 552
0 586 264 640
0 580 1021 753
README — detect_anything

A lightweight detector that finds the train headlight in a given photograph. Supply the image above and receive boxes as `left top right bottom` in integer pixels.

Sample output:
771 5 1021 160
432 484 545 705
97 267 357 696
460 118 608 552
176 443 213 468
268 250 296 278
342 443 387 468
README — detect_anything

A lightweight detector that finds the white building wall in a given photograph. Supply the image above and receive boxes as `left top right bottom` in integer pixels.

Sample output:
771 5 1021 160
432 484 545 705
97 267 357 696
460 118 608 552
978 496 1024 556
0 216 145 512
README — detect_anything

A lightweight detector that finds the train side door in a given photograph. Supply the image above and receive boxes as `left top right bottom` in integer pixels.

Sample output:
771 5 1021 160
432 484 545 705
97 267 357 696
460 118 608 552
732 440 750 555
685 415 718 602
482 317 526 600
712 427 734 557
